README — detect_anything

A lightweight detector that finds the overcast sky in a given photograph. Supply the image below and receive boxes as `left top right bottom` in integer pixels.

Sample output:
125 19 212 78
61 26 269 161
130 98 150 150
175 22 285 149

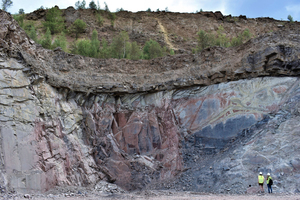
7 0 300 21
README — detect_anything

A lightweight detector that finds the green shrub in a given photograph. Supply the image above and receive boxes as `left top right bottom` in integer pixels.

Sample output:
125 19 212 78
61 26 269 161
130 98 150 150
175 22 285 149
195 27 252 52
77 39 92 56
43 6 65 34
170 49 175 55
71 29 101 57
28 26 38 42
40 28 52 49
230 28 251 47
215 25 230 47
13 14 24 28
288 15 294 22
195 30 214 51
97 14 103 26
52 32 67 51
69 19 87 39
143 39 164 59
109 12 116 26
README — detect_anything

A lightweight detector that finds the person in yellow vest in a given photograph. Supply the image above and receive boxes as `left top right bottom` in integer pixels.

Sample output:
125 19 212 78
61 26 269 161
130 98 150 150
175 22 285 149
266 173 273 193
258 172 265 192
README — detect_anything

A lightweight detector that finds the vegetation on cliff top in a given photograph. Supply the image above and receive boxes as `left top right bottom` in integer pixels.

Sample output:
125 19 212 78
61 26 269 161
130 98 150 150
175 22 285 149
194 26 251 52
12 1 258 60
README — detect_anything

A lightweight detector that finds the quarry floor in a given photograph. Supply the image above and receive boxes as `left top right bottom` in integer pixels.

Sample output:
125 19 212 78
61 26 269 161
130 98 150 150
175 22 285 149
6 192 300 200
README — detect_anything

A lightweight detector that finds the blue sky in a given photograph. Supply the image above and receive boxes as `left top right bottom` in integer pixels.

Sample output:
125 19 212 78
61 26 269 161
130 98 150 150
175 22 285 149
7 0 300 21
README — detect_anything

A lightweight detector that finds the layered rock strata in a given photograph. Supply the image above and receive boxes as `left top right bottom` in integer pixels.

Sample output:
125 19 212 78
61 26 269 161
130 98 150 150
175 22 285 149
1 10 300 194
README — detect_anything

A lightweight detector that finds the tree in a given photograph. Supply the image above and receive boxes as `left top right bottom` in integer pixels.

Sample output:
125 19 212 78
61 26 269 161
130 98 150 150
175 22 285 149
230 28 251 47
72 31 100 58
109 12 116 26
146 8 151 12
215 25 230 47
28 26 37 42
127 41 141 60
110 31 129 58
99 38 110 58
75 0 86 9
90 29 100 57
116 7 124 12
77 39 92 56
97 0 101 10
97 14 103 26
52 32 67 51
43 6 65 34
104 2 109 11
70 19 87 39
143 39 164 59
18 8 24 14
1 0 13 11
195 30 214 51
89 0 97 9
81 0 86 9
288 15 294 22
75 1 80 9
40 28 52 49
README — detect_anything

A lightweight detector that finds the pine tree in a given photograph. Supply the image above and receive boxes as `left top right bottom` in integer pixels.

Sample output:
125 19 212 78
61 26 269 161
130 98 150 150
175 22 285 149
99 38 110 58
90 29 100 57
43 6 65 34
52 32 67 51
70 19 87 39
41 28 52 49
28 26 37 42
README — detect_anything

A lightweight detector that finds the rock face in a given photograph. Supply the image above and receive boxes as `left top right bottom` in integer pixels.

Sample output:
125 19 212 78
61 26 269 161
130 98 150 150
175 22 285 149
1 10 300 194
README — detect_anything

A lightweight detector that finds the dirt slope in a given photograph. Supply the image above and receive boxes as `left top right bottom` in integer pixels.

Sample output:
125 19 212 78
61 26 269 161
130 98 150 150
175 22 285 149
25 7 293 54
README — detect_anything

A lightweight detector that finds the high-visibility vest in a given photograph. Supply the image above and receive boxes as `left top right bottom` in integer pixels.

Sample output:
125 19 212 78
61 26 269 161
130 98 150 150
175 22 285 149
258 175 264 183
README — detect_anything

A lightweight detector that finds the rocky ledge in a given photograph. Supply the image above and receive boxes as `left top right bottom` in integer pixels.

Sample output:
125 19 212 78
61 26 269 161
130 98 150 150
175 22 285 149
1 10 300 94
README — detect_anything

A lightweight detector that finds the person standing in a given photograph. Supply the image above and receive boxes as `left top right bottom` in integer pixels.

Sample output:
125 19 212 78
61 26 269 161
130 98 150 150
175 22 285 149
267 173 273 193
258 172 265 193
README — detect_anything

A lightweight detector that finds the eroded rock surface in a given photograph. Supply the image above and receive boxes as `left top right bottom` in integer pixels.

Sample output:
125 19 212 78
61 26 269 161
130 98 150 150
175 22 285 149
1 10 300 194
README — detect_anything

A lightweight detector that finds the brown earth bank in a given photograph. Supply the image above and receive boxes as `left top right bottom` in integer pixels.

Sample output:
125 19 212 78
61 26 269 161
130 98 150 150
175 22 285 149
1 8 300 196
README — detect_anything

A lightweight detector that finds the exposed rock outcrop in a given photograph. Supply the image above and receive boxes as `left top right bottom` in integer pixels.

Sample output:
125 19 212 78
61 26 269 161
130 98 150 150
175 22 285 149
1 10 300 194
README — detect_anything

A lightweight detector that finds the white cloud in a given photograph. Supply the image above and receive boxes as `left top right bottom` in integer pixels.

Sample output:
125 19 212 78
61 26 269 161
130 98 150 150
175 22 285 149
286 4 300 19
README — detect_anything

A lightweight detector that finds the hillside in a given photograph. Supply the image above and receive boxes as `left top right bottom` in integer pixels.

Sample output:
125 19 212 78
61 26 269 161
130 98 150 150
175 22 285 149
21 6 290 54
1 7 300 198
